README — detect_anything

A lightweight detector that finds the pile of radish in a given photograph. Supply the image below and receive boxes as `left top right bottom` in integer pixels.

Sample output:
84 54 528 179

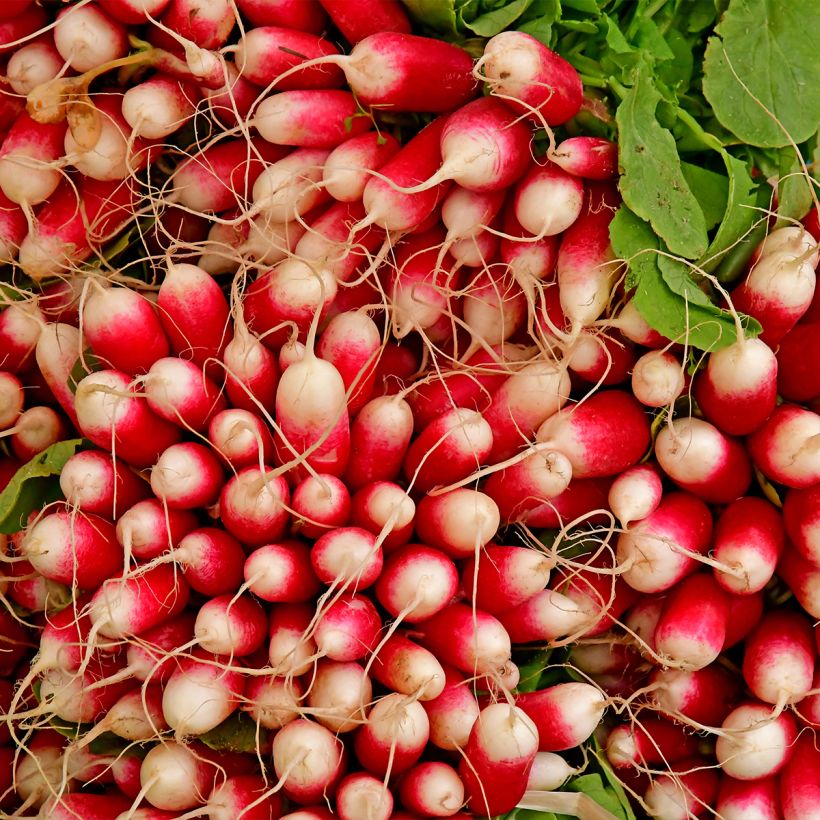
0 0 818 818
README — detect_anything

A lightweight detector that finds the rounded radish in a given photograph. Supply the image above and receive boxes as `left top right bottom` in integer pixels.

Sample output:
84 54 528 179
607 463 663 528
220 466 291 547
144 356 226 431
336 772 393 820
631 350 685 408
306 659 371 733
208 408 273 470
716 703 796 780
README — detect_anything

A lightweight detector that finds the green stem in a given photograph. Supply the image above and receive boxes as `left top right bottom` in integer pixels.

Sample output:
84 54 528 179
675 106 725 153
579 74 609 89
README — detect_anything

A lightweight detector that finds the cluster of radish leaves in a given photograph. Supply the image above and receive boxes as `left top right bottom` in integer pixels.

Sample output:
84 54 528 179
404 0 820 352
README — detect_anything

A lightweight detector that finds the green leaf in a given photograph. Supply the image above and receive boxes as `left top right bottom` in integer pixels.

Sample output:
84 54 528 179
400 0 460 33
502 810 558 819
199 711 268 753
610 207 761 350
776 148 815 227
465 0 534 35
67 349 103 395
591 737 637 820
515 648 553 693
517 0 560 43
702 0 820 148
698 151 759 272
567 774 628 820
680 162 729 230
0 440 83 534
616 63 709 258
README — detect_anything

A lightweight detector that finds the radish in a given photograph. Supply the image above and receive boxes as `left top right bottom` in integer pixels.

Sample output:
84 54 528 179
0 115 65 207
350 480 416 549
516 682 606 751
527 753 576 791
116 498 197 562
122 76 198 140
716 703 797 780
13 732 69 810
159 0 235 49
631 349 685 408
144 356 226 431
653 573 730 670
202 61 260 127
222 322 279 413
461 544 552 613
724 591 765 649
163 652 246 735
693 337 778 435
272 719 345 804
268 603 317 676
208 408 273 470
784 485 820 565
150 441 223 509
606 716 699 770
780 735 820 819
322 132 401 203
567 330 637 387
74 369 182 467
498 587 595 642
316 311 380 415
354 692 429 776
244 674 304 730
157 263 231 369
607 463 663 527
171 137 289 213
336 772 393 820
523 476 614 528
88 563 190 639
370 633 446 700
460 270 527 358
82 284 170 376
311 526 383 589
9 406 68 462
306 659 371 733
59 449 150 518
649 664 741 727
415 489 500 558
244 540 320 603
319 0 410 42
37 794 132 820
0 190 26 262
484 448 574 523
399 761 464 818
514 162 585 238
458 702 538 816
344 395 414 490
124 613 197 683
139 740 216 811
481 31 583 125
255 89 372 148
205 774 286 820
747 404 820 488
291 473 351 539
7 560 71 614
417 601 511 676
314 593 381 661
617 492 713 594
251 148 331 223
403 406 493 493
235 26 344 90
423 666 480 751
104 0 173 24
219 465 291 547
536 390 651 478
731 225 818 344
717 776 780 820
742 610 815 706
77 685 168 745
643 758 719 820
551 137 618 180
712 497 784 595
195 593 267 656
54 3 128 71
654 416 752 503
375 544 459 622
21 509 121 589
776 322 820 402
556 182 619 327
7 42 64 96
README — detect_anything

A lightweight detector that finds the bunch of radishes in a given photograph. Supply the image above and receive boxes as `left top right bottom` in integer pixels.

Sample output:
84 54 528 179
0 0 819 818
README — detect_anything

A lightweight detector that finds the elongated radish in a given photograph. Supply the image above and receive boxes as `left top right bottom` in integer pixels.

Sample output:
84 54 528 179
459 702 538 816
251 148 331 223
322 132 401 203
776 322 820 402
780 735 820 820
617 492 713 594
375 544 458 622
417 601 511 676
606 716 699 770
314 593 381 661
523 476 614 529
21 509 121 589
54 3 127 71
649 663 740 727
747 404 820 489
712 497 784 595
291 473 351 539
498 587 594 642
74 369 182 467
462 545 552 613
306 659 371 733
159 0 235 49
482 31 583 125
202 61 259 127
716 703 796 780
655 416 752 503
220 466 291 547
370 633 446 700
0 114 65 206
222 323 279 413
38 793 132 820
272 719 345 804
145 356 226 431
89 563 190 639
784 485 820 565
150 441 223 509
59 449 149 518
